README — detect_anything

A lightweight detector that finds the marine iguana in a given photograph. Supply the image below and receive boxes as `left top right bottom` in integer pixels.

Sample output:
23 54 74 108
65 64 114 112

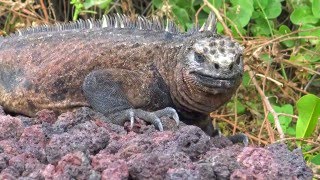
0 13 244 137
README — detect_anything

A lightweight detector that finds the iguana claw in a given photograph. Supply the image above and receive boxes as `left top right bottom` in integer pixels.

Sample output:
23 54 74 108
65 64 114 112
126 107 179 131
128 110 135 129
154 107 180 126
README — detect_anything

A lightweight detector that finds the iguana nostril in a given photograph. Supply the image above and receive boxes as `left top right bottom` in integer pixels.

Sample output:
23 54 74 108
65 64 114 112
236 55 242 65
214 63 220 69
229 63 233 71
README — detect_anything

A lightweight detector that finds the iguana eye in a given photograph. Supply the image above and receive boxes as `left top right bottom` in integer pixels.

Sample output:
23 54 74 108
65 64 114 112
194 52 205 63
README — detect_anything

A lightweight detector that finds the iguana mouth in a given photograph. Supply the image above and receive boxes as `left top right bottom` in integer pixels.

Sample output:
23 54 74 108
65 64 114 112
190 71 236 89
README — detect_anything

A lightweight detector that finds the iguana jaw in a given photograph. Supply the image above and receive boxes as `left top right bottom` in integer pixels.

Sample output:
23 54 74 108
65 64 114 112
189 71 239 90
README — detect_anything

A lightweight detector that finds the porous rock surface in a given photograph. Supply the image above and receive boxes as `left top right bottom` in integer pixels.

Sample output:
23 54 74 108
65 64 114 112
0 106 313 179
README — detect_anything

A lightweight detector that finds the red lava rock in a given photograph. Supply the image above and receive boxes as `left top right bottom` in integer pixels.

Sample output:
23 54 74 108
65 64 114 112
0 115 23 140
128 151 192 179
91 152 118 171
166 168 201 179
55 111 76 128
18 125 46 162
0 172 16 180
0 108 313 179
35 109 57 124
5 154 28 177
18 115 39 127
174 126 211 160
91 152 129 179
205 145 243 179
101 160 128 180
231 144 314 179
0 106 5 115
46 121 109 164
0 139 19 155
152 131 175 145
42 164 55 179
0 153 44 178
47 151 99 180
20 155 44 178
115 131 169 159
0 153 9 172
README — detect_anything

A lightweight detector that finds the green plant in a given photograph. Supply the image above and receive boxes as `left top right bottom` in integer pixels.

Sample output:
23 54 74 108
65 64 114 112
296 94 320 138
70 0 112 21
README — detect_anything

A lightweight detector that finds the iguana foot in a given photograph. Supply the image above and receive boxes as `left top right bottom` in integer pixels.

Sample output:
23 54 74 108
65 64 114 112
110 107 180 131
227 133 249 146
209 123 248 146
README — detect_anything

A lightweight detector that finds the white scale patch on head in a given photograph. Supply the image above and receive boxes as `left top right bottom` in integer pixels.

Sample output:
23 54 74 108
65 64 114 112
193 37 243 69
186 52 201 69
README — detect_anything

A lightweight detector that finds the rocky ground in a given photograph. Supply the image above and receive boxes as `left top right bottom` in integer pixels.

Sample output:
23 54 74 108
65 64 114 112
0 106 313 179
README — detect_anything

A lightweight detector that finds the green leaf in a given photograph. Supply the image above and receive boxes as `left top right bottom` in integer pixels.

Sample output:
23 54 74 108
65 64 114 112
260 53 273 62
253 0 281 19
312 0 320 18
152 0 163 9
264 0 282 19
289 0 310 8
277 25 295 48
246 101 261 113
70 0 84 21
278 104 294 128
268 104 294 135
305 52 320 62
289 54 303 62
250 18 273 36
311 154 320 165
242 71 251 87
83 0 112 9
290 6 319 25
227 0 254 28
216 22 224 34
251 11 261 19
236 100 246 114
193 0 203 6
209 0 223 8
173 0 193 8
231 26 247 37
202 0 223 14
253 0 268 9
172 6 190 29
296 94 320 138
299 24 320 45
290 49 320 62
301 144 313 152
286 127 296 136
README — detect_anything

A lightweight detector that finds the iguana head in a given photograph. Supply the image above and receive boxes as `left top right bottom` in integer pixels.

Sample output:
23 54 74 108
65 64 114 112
173 13 244 114
185 35 244 93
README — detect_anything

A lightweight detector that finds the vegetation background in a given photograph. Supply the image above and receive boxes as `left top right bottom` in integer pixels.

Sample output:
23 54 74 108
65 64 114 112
0 0 319 177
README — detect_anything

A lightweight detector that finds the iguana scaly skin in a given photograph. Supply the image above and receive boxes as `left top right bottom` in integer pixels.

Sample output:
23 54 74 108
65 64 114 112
0 13 244 136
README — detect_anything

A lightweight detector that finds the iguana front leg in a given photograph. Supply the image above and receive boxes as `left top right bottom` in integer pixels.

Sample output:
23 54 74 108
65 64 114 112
82 69 179 130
